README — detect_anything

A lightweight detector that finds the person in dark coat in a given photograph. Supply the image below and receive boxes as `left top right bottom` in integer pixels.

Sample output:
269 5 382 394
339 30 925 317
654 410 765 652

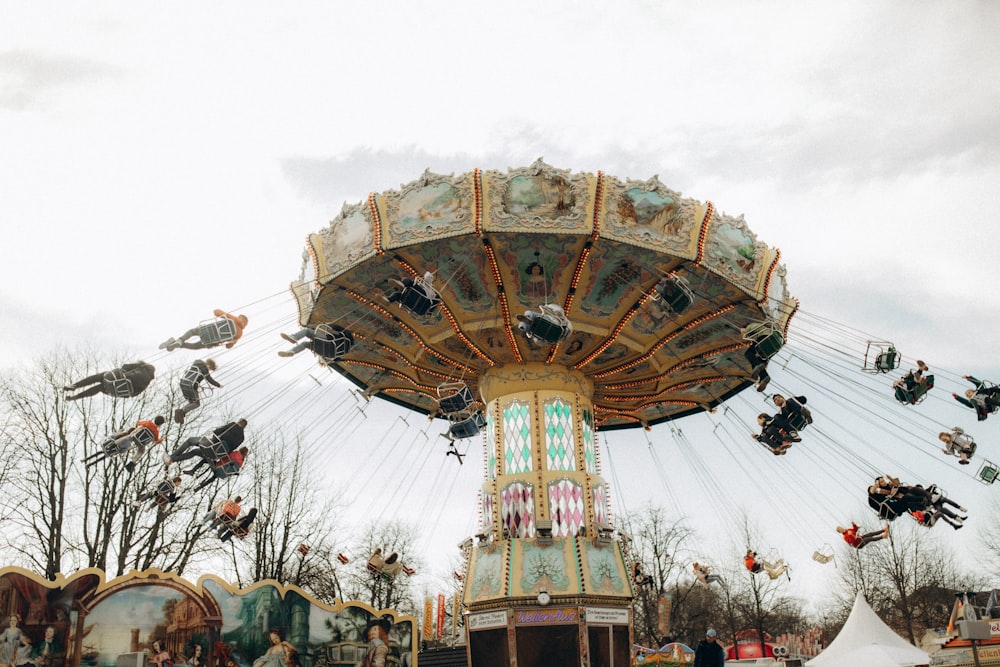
693 629 725 667
65 361 155 400
174 359 222 424
166 419 247 466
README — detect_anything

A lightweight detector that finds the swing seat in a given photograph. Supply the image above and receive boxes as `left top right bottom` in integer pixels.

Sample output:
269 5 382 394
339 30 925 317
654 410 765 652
313 324 354 361
744 322 784 360
229 523 253 540
105 426 157 456
894 375 934 404
954 440 978 460
131 426 157 449
100 437 122 456
213 460 241 479
198 317 238 346
812 546 835 564
653 275 694 315
875 348 900 372
218 514 252 541
449 412 486 439
398 286 437 316
179 369 212 397
977 460 998 485
869 494 901 521
204 433 230 459
529 316 567 344
438 382 474 415
862 341 900 373
102 369 135 398
786 411 810 431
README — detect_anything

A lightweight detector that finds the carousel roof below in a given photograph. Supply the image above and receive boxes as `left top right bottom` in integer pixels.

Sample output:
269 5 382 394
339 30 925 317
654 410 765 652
292 160 796 430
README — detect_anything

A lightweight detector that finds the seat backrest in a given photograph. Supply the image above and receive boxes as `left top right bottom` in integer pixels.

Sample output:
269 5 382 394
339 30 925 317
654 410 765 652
664 288 693 314
655 276 694 314
812 550 835 564
205 433 230 458
978 462 998 485
400 287 433 316
786 411 808 430
198 318 236 345
745 322 784 359
103 369 135 397
876 348 899 371
133 426 157 448
530 316 567 344
438 383 473 414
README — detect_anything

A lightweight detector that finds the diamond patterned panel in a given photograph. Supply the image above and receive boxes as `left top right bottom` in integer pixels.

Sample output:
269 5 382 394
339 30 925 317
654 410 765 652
482 486 494 531
548 479 585 537
593 484 607 527
501 481 535 538
486 412 497 480
582 407 597 473
544 398 575 471
503 401 533 474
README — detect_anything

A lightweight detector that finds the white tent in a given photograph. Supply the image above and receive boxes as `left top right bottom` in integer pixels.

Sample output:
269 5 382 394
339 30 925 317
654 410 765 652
806 592 931 667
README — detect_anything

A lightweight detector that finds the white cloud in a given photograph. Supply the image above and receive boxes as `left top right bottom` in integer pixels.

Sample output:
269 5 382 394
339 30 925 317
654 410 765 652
1 0 999 594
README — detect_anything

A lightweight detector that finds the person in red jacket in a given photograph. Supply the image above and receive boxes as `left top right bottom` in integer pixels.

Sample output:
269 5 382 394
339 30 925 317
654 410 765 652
82 416 165 472
160 309 248 351
837 522 889 549
190 446 249 492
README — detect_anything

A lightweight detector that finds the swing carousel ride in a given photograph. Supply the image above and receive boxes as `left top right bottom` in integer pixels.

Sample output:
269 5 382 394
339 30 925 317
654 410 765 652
287 160 797 664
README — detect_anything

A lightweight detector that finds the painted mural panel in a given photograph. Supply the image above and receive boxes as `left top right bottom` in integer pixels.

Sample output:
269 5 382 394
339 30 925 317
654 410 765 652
511 541 574 597
578 543 629 596
600 176 704 257
464 546 507 606
309 203 375 284
379 172 474 249
392 238 493 314
700 211 773 299
763 264 796 326
491 235 576 310
482 161 594 233
575 242 659 319
0 569 415 667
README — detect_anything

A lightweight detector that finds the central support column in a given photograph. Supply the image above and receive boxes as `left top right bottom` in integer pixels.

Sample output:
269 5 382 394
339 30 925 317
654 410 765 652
462 364 633 667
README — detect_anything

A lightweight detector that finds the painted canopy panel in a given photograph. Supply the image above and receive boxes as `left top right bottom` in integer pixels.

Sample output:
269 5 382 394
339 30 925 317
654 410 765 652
598 174 705 257
463 537 632 608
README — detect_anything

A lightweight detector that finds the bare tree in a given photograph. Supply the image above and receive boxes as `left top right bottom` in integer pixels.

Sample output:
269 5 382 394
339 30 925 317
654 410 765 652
978 496 1000 579
724 517 798 659
619 504 695 646
0 349 234 578
225 430 346 592
838 521 983 644
0 355 77 578
340 520 422 615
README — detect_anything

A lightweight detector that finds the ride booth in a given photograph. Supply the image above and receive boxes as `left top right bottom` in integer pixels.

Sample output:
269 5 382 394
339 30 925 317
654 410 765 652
461 364 634 667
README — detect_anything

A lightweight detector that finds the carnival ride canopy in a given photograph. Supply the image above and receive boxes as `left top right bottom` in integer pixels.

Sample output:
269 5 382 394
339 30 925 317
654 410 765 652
290 160 796 430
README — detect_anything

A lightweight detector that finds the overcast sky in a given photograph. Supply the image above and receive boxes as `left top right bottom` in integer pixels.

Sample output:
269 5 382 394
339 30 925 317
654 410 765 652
2 2 999 608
